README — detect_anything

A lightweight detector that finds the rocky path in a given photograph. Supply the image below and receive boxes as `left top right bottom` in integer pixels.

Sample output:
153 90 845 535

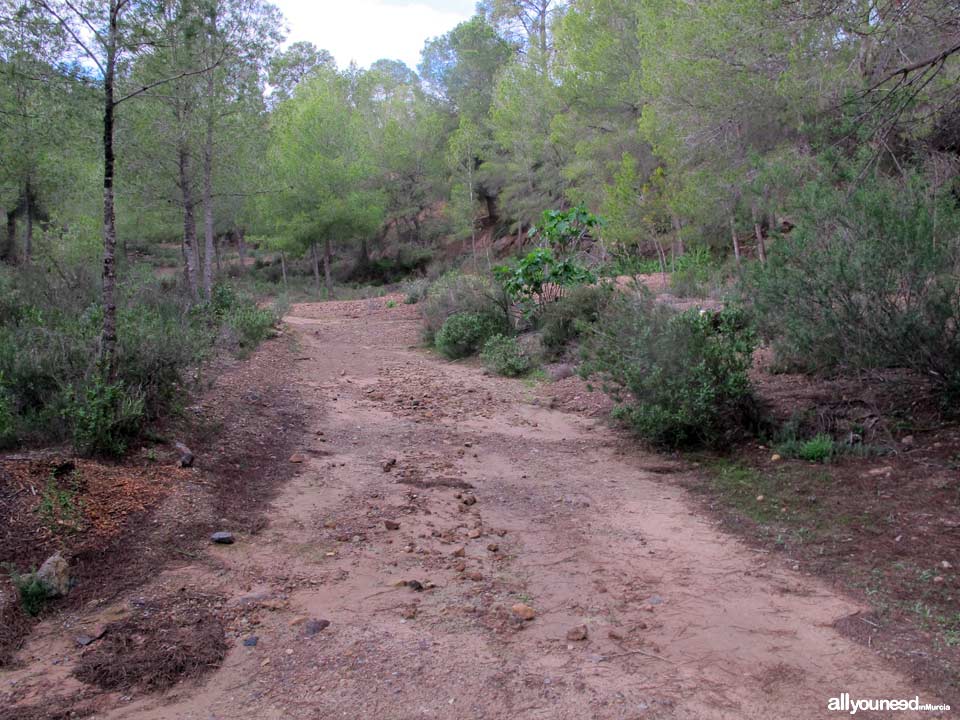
6 296 946 719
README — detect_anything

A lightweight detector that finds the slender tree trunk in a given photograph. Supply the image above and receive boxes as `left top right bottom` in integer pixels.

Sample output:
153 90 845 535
729 214 741 265
237 228 246 268
177 141 200 302
201 29 217 301
202 97 215 300
2 209 15 263
671 214 684 263
751 203 766 265
99 3 120 372
323 236 334 299
310 241 321 296
654 239 667 274
280 250 287 288
23 181 32 263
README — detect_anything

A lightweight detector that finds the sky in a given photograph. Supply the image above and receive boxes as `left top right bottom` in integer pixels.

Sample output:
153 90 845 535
272 0 477 72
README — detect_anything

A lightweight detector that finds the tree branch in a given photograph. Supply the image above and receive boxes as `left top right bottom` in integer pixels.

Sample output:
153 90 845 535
35 0 105 76
114 48 227 106
865 39 960 93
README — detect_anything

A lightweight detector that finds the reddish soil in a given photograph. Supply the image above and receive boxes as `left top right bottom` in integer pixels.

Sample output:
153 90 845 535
0 296 953 719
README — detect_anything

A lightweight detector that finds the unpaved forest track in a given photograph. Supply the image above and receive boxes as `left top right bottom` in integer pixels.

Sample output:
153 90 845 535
12 297 947 719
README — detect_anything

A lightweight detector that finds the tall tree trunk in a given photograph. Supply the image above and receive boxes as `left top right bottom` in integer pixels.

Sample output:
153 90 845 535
201 25 217 301
214 233 222 275
280 250 287 288
99 3 120 372
177 140 200 302
23 181 32 263
310 241 321 296
2 209 15 263
729 214 741 265
751 203 766 265
671 214 684 263
323 236 334 299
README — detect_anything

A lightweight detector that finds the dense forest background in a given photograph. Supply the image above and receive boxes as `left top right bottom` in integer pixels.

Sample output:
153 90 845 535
0 0 959 453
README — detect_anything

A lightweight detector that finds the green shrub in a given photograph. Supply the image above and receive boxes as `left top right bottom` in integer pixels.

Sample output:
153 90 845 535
226 303 276 355
580 295 759 448
63 378 145 457
403 278 430 305
539 284 613 358
746 171 960 403
481 334 532 377
3 566 52 616
420 271 508 344
435 312 507 360
493 247 595 320
0 381 15 450
776 433 836 463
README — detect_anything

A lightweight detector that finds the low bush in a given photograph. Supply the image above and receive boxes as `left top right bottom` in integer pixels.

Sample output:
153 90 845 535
0 382 15 450
480 334 532 377
746 171 960 404
402 278 430 305
420 271 508 344
435 312 507 360
580 294 760 448
539 284 614 358
3 566 52 616
64 378 145 457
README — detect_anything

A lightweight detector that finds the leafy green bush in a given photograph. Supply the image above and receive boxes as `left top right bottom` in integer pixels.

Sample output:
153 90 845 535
580 295 760 448
420 271 508 344
64 378 145 457
480 334 532 377
746 172 960 403
3 566 52 616
494 247 595 319
777 433 836 463
403 278 430 304
539 284 613 358
226 304 277 355
435 312 507 359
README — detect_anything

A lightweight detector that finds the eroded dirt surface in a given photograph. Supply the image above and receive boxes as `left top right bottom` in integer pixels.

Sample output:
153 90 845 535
2 296 950 719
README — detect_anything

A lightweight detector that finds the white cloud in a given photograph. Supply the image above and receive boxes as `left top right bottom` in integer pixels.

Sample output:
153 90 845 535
273 0 476 72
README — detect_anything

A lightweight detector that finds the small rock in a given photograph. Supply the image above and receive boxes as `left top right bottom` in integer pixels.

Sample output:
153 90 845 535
289 453 307 463
607 629 623 641
755 495 764 502
487 543 499 552
933 576 945 584
36 552 69 597
467 572 483 582
174 442 194 467
941 561 952 570
384 520 401 531
461 494 477 506
75 634 95 647
566 625 588 642
468 528 482 539
243 636 259 647
452 547 466 557
770 454 781 462
645 594 664 606
902 435 915 447
303 619 330 636
407 580 424 592
382 458 397 472
211 531 235 545
453 560 467 572
511 603 536 621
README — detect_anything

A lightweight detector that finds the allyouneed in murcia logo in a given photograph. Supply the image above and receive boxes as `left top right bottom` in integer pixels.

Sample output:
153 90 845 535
827 693 951 714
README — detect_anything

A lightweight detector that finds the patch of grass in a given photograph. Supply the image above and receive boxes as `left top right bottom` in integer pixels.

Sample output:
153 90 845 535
37 475 83 533
386 300 397 309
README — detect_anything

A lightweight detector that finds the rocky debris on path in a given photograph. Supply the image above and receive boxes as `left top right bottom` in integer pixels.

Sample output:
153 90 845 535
174 442 194 467
37 551 70 596
487 543 499 552
382 458 397 472
460 493 477 506
567 625 589 642
384 519 401 530
303 619 330 636
289 452 307 463
210 531 235 544
511 603 536 621
243 636 259 647
452 546 466 557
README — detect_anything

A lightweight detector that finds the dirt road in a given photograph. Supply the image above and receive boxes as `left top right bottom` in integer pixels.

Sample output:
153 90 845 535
6 297 949 719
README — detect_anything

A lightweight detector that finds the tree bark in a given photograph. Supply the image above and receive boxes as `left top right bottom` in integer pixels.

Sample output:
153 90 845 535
177 140 200 302
751 203 766 265
280 251 287 287
23 181 32 263
310 241 321 296
2 209 15 263
671 214 684 262
99 2 120 373
323 236 334 299
201 24 217 301
729 214 741 265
